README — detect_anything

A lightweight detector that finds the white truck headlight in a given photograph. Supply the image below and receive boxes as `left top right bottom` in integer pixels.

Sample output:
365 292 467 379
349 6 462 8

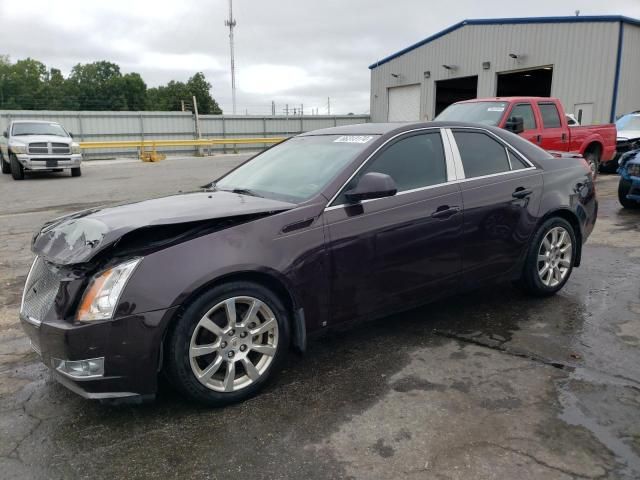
77 258 142 322
10 143 27 154
71 143 81 154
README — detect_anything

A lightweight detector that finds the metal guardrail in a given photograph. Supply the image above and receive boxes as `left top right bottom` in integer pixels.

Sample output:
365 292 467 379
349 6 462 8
78 137 287 161
78 137 286 149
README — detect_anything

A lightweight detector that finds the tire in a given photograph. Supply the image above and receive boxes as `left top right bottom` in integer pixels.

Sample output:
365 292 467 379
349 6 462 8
618 178 640 209
518 217 577 297
10 154 24 180
164 281 290 406
0 153 10 174
584 149 600 179
71 167 82 177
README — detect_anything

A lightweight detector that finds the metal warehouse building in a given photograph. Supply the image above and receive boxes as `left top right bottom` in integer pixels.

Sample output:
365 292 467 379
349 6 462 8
369 16 640 125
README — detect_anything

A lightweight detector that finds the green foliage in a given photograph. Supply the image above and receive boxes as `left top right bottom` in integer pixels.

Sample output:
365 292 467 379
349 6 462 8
0 56 222 113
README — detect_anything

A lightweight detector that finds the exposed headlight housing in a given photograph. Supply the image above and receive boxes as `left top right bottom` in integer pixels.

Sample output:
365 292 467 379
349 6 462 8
10 143 27 154
71 143 81 154
77 258 142 322
52 357 104 379
627 163 640 178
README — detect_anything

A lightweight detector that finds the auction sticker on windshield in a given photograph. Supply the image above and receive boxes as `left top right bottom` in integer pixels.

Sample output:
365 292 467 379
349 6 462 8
487 107 505 112
334 135 375 144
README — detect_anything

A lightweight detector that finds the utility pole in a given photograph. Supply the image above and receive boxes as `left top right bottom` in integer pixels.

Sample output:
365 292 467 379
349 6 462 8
301 104 304 116
327 97 331 115
225 0 237 114
193 95 202 155
271 101 275 115
181 100 185 112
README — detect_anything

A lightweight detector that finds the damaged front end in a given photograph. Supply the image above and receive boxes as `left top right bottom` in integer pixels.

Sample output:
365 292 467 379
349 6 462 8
618 150 640 208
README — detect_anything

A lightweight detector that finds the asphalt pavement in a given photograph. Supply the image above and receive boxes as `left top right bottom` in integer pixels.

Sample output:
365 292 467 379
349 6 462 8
0 156 639 479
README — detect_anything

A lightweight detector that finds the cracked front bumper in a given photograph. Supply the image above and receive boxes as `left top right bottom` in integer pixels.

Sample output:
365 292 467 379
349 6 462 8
20 306 179 400
16 154 82 170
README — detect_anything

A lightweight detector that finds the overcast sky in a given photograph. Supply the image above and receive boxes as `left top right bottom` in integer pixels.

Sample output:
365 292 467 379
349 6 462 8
1 0 639 115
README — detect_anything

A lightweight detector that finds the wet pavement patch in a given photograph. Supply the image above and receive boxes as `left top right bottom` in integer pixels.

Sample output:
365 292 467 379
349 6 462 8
0 167 639 479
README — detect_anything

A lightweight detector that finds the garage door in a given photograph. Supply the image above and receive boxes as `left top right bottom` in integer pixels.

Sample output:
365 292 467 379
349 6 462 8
388 84 421 122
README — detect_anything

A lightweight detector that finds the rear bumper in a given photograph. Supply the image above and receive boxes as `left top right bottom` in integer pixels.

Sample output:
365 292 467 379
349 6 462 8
16 154 82 170
20 306 179 399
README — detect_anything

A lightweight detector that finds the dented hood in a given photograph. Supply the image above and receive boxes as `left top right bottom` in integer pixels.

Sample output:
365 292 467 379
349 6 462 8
33 191 296 265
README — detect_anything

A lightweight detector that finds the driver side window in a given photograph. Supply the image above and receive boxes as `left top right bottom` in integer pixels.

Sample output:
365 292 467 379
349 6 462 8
333 132 447 205
510 103 537 131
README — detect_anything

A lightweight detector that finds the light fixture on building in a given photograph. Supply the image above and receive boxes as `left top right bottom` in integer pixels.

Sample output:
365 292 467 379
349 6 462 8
509 53 519 59
390 73 400 78
424 71 431 79
482 61 491 70
442 64 457 71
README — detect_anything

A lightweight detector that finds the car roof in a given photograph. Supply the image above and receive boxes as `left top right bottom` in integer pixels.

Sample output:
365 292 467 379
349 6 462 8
300 121 504 136
456 97 554 104
12 120 61 124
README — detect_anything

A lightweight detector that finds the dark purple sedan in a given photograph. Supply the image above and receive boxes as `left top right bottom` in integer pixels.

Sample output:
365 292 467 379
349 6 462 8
20 122 597 405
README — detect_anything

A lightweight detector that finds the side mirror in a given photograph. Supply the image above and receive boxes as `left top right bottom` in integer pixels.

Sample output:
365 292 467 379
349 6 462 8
345 172 397 203
2 131 7 138
505 116 525 134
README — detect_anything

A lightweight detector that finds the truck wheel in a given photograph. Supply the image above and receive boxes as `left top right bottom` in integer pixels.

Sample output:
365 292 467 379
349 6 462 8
164 281 290 406
10 154 24 180
71 167 82 177
517 217 576 297
618 178 640 209
0 153 10 174
584 150 600 179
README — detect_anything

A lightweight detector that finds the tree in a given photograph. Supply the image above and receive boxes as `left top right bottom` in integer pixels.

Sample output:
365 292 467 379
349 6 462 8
187 72 222 114
68 61 127 110
2 58 47 109
122 73 147 111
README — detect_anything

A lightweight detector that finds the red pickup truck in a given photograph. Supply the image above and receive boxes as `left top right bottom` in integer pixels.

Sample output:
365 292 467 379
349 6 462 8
437 97 617 175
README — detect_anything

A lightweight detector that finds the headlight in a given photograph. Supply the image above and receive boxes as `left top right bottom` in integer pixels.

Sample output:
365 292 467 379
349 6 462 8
77 258 142 322
71 143 81 154
10 143 27 154
628 163 640 177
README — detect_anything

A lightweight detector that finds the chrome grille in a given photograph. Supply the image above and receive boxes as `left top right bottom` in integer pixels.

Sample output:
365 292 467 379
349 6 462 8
28 142 49 155
21 257 60 324
52 143 71 154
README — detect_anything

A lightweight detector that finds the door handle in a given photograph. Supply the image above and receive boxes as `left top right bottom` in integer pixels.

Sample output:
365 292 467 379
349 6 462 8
536 135 542 143
561 133 568 142
431 205 461 219
512 187 533 199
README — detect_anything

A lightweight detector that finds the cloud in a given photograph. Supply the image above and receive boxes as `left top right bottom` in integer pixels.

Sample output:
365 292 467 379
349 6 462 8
1 0 639 114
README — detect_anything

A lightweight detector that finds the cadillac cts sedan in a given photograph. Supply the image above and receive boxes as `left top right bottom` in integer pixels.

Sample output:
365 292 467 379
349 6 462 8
20 122 597 406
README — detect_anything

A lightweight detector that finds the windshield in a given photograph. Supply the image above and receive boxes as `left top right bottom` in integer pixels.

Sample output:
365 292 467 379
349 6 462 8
436 101 508 126
215 134 378 203
616 115 640 132
12 122 68 137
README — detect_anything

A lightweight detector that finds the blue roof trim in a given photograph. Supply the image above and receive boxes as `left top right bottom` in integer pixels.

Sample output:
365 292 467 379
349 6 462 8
369 15 640 69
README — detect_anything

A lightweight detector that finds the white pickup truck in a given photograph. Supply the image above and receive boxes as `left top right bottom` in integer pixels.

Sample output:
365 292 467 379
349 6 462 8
0 120 82 180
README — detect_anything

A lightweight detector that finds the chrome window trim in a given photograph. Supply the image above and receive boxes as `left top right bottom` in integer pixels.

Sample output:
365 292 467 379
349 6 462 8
324 125 538 212
440 129 458 182
325 127 446 208
505 146 513 170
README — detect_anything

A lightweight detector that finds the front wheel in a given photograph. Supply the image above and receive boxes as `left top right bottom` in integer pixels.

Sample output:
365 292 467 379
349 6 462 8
618 178 640 209
10 154 24 180
0 153 10 174
71 167 82 177
518 218 577 297
584 150 600 179
164 281 290 406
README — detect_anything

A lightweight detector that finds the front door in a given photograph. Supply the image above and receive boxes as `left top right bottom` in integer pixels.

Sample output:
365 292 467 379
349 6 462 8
449 128 543 285
323 130 463 323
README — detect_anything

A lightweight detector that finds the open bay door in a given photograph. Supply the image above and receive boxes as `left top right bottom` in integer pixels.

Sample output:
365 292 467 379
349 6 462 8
388 84 421 122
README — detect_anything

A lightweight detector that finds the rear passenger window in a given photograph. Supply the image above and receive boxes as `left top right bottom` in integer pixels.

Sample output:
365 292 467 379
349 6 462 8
507 150 530 170
510 104 537 130
335 132 447 204
453 131 510 178
538 103 562 128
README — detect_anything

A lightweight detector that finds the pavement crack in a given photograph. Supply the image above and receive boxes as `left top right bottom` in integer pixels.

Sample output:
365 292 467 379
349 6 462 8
432 329 573 371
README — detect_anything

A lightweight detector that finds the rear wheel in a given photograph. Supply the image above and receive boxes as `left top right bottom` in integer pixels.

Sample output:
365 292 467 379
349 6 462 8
584 149 600 179
10 154 24 180
518 217 576 297
618 178 640 209
71 167 82 177
165 281 290 406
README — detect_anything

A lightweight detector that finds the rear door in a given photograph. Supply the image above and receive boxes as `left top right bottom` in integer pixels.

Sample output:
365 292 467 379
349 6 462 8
324 129 463 323
536 102 569 151
448 128 543 285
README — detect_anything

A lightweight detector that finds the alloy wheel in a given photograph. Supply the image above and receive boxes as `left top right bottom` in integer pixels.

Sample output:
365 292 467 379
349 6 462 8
189 296 279 392
537 226 572 287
